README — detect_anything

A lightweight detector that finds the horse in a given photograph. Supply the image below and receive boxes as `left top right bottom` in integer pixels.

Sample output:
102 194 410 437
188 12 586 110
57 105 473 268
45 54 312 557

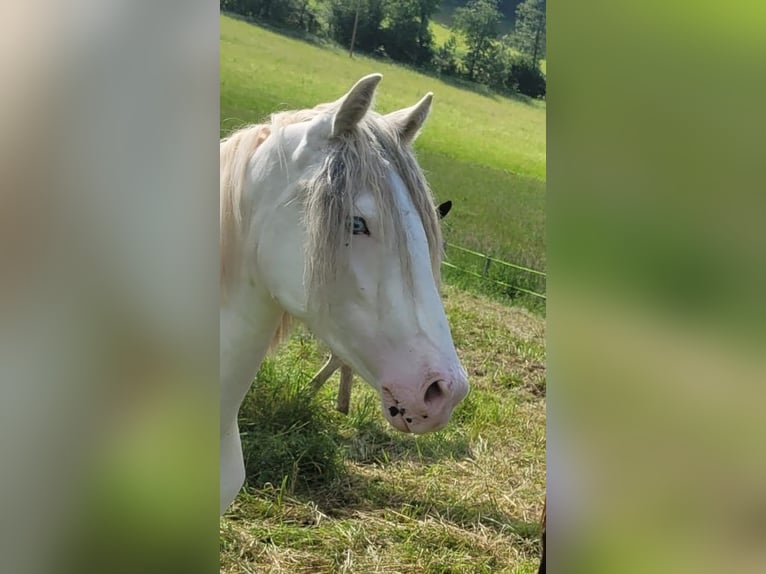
310 200 454 415
220 74 469 513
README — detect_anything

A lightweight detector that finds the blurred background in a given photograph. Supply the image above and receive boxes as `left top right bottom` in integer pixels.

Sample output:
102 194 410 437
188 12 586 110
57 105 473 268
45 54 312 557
549 1 766 572
0 2 219 573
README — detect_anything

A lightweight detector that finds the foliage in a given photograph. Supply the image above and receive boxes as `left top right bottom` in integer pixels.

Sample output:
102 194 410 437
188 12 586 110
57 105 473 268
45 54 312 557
478 38 511 89
221 0 322 33
381 0 440 66
452 0 502 81
511 0 546 62
327 0 386 53
434 34 461 76
508 55 546 98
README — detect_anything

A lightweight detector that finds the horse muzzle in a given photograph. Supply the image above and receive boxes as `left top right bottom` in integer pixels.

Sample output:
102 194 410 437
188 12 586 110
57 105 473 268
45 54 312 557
380 372 469 434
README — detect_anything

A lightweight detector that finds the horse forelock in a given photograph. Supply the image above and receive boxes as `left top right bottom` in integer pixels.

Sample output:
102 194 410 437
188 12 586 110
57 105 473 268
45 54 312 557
219 104 443 309
303 112 442 307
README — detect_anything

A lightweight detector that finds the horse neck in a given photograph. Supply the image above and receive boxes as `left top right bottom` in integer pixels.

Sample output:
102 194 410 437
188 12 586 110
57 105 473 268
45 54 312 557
220 279 284 429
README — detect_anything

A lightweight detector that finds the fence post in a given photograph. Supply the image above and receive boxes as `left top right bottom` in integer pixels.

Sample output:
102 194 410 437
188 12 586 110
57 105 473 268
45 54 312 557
482 255 492 277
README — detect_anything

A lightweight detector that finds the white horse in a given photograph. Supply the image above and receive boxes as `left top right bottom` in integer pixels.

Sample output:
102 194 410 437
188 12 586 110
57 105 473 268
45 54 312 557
220 74 469 513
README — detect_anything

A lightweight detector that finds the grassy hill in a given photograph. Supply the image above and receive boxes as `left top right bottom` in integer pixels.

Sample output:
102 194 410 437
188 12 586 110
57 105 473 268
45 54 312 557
221 14 546 306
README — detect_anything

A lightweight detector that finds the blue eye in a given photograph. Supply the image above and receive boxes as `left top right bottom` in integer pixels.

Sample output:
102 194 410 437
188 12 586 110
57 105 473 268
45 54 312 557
352 216 370 236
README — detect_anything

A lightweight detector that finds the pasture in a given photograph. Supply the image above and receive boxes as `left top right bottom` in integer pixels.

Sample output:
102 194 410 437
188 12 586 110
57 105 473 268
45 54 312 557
430 20 466 53
220 286 546 573
220 14 546 573
220 14 546 307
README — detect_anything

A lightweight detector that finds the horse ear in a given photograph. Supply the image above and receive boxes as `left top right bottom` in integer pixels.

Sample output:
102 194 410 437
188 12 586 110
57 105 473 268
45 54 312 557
437 200 452 220
332 74 383 137
384 92 433 145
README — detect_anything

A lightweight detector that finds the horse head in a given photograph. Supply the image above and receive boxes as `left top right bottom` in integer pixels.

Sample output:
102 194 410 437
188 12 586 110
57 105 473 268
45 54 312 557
234 74 468 433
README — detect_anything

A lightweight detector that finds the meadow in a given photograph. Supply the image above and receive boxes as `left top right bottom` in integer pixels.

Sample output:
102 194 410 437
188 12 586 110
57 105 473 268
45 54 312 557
220 13 546 573
430 20 466 52
220 286 546 573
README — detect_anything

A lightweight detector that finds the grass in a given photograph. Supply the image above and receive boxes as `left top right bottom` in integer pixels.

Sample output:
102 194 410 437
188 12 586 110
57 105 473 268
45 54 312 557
220 14 546 305
221 16 545 179
220 285 546 573
431 20 466 53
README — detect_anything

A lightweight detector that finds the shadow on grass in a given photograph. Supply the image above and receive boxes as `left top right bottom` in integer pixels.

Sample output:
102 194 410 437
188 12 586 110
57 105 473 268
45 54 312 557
238 360 471 495
246 464 543 544
235 355 541 544
343 393 473 466
238 371 344 493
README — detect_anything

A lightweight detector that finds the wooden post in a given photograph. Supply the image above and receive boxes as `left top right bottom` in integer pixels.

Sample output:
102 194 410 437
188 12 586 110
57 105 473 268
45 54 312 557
482 255 492 277
348 0 361 58
337 365 354 414
309 353 354 415
310 354 343 393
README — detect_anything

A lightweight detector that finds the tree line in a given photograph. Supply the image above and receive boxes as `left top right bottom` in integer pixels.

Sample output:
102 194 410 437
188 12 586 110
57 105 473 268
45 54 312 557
221 0 546 99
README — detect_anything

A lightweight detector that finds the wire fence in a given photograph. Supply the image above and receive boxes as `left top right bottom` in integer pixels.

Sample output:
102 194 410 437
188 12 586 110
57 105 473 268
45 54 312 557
442 242 547 301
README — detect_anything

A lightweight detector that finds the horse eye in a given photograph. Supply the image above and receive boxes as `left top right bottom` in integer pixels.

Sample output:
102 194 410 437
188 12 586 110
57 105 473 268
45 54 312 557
352 216 370 236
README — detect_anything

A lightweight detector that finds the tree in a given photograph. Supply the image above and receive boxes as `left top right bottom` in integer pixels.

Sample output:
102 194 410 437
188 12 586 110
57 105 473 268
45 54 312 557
434 35 460 76
415 0 441 61
508 55 546 98
220 0 318 33
513 0 546 63
381 0 440 65
328 0 386 54
453 0 502 82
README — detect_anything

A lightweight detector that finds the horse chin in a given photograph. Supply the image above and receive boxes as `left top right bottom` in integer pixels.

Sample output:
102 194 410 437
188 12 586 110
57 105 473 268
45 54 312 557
384 413 413 433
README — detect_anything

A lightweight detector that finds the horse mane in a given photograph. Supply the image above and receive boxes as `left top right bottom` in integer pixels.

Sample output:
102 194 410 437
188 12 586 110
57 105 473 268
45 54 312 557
220 123 270 300
220 101 443 349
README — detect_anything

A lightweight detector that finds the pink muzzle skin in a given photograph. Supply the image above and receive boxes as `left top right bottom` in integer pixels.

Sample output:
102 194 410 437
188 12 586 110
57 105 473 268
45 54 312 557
380 371 469 434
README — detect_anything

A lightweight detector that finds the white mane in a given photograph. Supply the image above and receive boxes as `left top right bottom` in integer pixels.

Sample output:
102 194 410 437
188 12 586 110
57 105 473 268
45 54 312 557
219 104 443 305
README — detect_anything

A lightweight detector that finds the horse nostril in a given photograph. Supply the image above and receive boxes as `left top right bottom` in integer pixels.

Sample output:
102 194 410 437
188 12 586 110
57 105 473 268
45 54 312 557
389 406 400 417
424 381 444 405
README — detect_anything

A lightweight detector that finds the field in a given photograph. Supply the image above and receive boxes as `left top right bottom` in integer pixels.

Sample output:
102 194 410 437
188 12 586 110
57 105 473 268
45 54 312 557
220 13 546 573
220 286 546 573
220 14 546 307
430 20 466 53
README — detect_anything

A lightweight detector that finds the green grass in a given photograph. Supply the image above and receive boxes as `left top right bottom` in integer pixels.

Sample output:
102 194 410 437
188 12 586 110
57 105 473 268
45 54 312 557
220 14 546 304
221 16 545 179
220 286 546 573
431 20 466 53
